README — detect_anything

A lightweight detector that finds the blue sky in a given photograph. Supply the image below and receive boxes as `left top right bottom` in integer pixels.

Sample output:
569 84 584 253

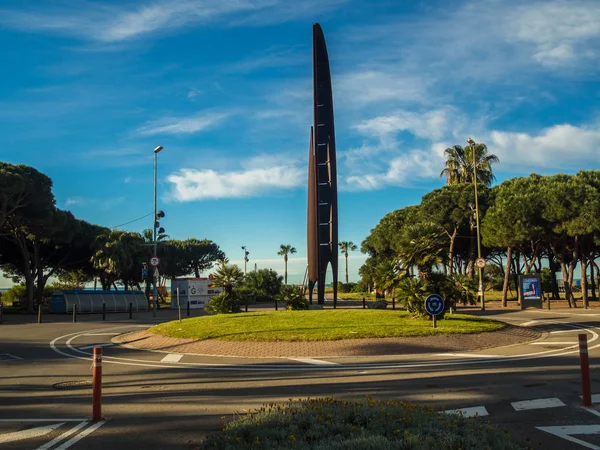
1 0 599 287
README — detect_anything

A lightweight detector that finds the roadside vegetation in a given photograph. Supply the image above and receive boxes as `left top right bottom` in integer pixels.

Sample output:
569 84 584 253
198 397 519 450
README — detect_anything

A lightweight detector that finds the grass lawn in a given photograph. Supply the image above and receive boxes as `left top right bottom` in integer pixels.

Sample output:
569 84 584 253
150 310 506 342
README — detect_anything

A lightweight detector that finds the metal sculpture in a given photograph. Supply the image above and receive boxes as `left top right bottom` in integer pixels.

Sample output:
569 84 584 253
307 23 338 305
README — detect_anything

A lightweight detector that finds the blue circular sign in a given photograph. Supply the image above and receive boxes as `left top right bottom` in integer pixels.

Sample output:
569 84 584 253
425 294 445 316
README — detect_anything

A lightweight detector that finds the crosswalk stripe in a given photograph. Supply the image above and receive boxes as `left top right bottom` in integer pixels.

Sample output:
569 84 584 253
161 354 183 363
511 397 565 411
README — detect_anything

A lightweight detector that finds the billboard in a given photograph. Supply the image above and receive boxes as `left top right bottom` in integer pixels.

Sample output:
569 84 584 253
170 278 222 309
521 276 541 300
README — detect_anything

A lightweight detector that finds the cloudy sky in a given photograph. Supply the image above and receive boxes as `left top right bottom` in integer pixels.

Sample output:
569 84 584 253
1 0 599 286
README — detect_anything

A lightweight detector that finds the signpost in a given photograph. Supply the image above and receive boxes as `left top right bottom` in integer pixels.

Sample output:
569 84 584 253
150 256 160 267
425 294 445 329
475 258 486 269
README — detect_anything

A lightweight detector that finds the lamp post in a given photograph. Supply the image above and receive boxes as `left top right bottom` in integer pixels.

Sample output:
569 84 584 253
152 145 163 315
468 137 485 311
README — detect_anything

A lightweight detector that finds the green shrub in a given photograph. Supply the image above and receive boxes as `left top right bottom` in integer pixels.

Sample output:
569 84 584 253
279 285 308 310
199 397 519 450
367 299 388 309
395 277 428 318
337 282 357 293
205 292 242 314
2 285 26 307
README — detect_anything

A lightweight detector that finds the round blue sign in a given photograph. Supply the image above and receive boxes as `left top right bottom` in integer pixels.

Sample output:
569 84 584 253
425 294 445 316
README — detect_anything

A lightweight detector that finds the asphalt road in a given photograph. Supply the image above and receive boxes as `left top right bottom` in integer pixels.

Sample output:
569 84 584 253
2 307 600 449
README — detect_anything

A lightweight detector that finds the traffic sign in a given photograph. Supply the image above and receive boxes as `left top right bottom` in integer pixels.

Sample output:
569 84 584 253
425 294 445 316
475 258 486 269
150 256 160 267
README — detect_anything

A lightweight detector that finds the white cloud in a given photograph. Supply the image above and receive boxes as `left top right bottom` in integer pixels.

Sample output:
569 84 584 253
136 112 228 136
505 1 600 67
336 71 428 107
167 164 304 201
487 123 600 170
341 143 446 191
187 89 202 99
0 0 348 43
354 109 455 141
65 196 86 207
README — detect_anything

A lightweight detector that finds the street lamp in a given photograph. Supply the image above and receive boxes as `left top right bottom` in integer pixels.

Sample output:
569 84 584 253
468 137 485 311
152 145 163 315
241 246 249 274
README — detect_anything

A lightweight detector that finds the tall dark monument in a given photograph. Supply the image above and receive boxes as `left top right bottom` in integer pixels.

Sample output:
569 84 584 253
307 23 338 305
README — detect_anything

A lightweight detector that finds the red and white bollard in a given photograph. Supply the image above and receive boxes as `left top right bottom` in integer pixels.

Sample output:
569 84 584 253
579 334 592 407
92 347 102 422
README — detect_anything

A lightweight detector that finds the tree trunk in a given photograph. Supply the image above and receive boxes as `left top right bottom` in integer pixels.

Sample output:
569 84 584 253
559 261 573 308
582 255 589 309
511 251 520 305
448 228 457 276
345 254 349 284
284 255 288 285
502 247 512 307
591 259 597 301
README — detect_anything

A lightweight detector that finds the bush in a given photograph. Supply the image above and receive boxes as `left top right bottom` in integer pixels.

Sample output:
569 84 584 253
199 397 519 450
337 282 357 293
367 299 388 309
205 292 242 314
242 269 283 303
279 285 308 310
2 285 26 307
395 277 428 318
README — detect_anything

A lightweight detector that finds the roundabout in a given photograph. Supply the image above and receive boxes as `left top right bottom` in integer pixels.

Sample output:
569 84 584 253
48 313 600 372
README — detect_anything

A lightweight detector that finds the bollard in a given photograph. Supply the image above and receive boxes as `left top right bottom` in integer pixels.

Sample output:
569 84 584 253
187 301 190 317
579 334 592 406
362 297 366 309
0 303 3 324
72 304 76 323
275 299 278 311
392 297 396 310
547 294 551 311
177 288 181 323
38 304 42 324
334 296 337 309
92 347 102 422
245 303 248 313
102 303 106 321
128 302 132 320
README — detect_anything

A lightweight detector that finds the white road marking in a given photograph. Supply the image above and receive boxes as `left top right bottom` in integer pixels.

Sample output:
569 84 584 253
511 397 565 411
435 353 502 358
0 419 87 422
550 329 586 334
83 333 121 336
36 421 88 450
0 353 22 361
580 394 600 404
161 354 183 363
582 406 600 418
0 423 64 444
520 320 545 326
54 421 106 450
537 425 600 450
444 406 488 418
49 321 600 372
529 341 577 345
289 358 340 365
78 343 114 350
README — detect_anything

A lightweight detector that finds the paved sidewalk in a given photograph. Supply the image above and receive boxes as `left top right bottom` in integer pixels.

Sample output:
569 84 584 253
114 325 541 358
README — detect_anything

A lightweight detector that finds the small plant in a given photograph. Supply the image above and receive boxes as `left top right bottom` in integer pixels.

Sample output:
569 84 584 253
368 299 388 309
199 397 520 449
205 292 242 314
279 285 308 310
396 277 429 318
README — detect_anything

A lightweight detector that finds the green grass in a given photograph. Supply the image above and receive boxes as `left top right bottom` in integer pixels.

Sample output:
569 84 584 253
336 292 376 300
150 310 506 342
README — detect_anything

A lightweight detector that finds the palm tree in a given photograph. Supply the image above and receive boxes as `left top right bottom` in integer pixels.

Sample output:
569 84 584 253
339 241 358 284
277 244 296 284
440 143 499 187
395 223 446 281
211 261 244 296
